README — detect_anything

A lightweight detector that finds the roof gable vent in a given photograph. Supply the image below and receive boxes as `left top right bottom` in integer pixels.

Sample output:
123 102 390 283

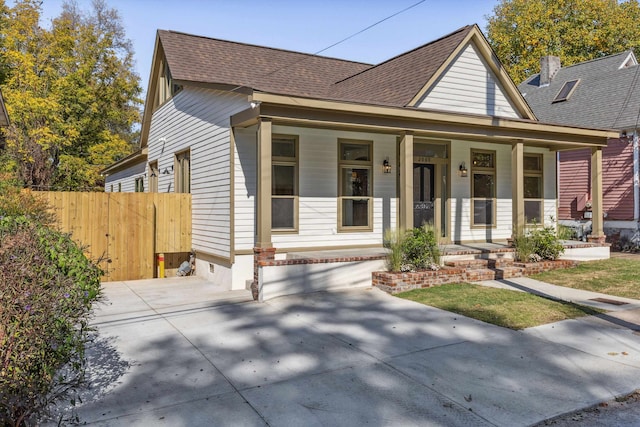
552 79 579 103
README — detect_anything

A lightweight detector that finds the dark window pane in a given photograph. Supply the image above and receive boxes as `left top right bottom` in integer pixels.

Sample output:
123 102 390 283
525 201 542 224
341 168 369 196
553 80 578 102
524 155 541 171
272 198 294 228
524 176 542 198
272 138 295 158
473 173 495 198
472 152 494 168
341 143 370 161
342 199 369 227
272 165 295 195
414 143 448 159
473 199 494 225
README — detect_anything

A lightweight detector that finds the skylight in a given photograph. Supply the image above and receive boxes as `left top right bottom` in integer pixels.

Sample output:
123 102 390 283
553 79 579 103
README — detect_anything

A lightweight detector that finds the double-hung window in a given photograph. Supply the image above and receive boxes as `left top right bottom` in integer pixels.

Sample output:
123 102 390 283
524 154 543 224
272 135 298 231
338 140 372 231
471 150 496 227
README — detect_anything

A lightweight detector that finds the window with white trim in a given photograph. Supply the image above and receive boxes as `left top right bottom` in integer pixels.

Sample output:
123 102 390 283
471 150 496 227
135 177 144 193
272 135 298 230
338 140 372 230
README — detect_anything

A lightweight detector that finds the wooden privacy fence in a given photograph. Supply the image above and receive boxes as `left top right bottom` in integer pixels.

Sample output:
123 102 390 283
36 192 191 282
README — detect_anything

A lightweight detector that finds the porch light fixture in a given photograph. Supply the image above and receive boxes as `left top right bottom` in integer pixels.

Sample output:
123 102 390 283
458 162 468 177
162 166 173 175
383 158 392 174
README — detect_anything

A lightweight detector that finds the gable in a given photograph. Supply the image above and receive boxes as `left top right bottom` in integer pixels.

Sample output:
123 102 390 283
415 43 521 119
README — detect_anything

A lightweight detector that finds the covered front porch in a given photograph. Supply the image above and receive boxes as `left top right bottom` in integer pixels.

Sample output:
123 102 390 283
252 241 607 301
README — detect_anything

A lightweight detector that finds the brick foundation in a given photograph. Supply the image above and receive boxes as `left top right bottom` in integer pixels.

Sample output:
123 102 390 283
252 247 276 300
372 259 579 294
587 234 607 245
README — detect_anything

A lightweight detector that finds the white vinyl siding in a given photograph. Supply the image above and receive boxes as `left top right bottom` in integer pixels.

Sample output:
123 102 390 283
148 87 247 259
450 141 556 242
416 43 520 119
104 161 146 192
234 126 397 251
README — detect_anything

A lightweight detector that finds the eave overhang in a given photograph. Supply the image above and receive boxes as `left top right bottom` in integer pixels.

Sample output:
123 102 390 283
231 92 616 150
101 147 148 176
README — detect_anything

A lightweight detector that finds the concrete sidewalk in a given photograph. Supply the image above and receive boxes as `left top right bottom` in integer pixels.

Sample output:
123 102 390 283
48 277 640 426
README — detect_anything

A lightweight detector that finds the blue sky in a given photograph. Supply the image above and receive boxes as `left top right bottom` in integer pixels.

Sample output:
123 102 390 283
33 0 499 95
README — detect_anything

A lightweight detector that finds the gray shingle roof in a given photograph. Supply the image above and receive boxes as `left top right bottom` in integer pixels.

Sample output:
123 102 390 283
518 51 640 130
158 26 473 108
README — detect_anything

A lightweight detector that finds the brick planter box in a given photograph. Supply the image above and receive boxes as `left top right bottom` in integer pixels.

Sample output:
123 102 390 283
373 259 579 294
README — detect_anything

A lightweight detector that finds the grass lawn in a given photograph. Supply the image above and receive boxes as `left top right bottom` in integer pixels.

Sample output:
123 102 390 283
398 283 602 330
531 257 640 299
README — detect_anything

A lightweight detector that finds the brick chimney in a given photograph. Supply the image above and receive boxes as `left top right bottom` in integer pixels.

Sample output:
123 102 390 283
539 56 561 87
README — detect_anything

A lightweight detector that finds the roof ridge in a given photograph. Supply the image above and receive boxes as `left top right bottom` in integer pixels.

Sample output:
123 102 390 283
559 50 634 71
333 25 473 85
158 29 373 67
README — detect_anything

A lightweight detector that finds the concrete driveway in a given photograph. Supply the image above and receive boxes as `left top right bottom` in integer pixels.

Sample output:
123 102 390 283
52 277 640 426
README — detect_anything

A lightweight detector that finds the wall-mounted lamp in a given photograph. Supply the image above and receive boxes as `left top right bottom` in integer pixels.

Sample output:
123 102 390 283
383 158 392 174
458 162 468 177
162 165 173 175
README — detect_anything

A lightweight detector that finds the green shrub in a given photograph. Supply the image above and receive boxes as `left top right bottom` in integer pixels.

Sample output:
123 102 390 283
401 224 440 270
513 231 536 262
0 176 54 224
0 216 102 426
513 226 564 262
530 226 564 260
383 228 405 272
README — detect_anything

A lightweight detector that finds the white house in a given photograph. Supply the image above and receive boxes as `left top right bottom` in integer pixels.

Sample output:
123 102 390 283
105 24 615 295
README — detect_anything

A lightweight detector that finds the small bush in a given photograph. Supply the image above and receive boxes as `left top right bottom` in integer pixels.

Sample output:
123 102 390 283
0 176 54 224
513 226 564 262
557 224 577 241
0 216 102 426
401 224 440 270
383 228 404 272
530 226 564 260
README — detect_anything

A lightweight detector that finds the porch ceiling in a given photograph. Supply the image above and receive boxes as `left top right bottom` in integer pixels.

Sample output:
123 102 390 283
232 92 617 150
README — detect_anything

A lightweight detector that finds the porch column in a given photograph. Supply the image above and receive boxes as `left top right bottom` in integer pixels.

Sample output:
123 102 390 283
511 141 525 237
256 118 272 248
589 146 606 243
399 132 414 230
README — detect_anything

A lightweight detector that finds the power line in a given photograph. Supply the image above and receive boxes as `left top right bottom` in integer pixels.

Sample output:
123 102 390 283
312 0 427 57
249 0 427 82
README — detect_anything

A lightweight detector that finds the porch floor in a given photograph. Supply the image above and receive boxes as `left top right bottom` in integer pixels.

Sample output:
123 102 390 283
285 240 605 261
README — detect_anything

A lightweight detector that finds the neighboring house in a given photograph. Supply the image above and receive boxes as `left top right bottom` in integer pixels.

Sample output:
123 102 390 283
519 52 640 246
107 24 614 290
102 147 148 193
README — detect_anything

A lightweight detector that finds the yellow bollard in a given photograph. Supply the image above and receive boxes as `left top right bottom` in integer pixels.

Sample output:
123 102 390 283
158 253 165 278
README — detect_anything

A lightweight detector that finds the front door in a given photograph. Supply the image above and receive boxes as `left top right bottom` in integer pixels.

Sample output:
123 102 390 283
413 164 435 228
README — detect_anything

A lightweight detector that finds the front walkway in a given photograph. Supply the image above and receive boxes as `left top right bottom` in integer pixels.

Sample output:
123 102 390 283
46 277 640 426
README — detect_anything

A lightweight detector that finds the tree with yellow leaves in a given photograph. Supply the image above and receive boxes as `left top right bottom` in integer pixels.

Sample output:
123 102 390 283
486 0 640 84
0 0 141 190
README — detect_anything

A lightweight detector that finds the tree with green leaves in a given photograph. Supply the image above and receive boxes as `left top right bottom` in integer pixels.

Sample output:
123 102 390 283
486 0 640 84
0 0 142 190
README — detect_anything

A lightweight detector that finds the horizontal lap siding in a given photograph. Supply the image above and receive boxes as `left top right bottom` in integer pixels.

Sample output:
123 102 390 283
603 139 634 220
417 43 520 119
234 126 397 251
451 142 556 242
558 149 590 220
104 162 146 192
148 88 248 258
